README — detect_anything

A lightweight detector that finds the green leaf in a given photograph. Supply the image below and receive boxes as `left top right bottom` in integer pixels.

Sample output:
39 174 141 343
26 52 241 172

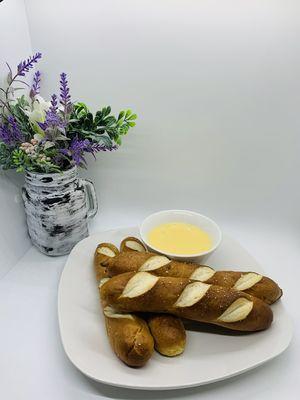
7 71 12 85
128 121 136 127
75 102 89 112
103 116 116 127
102 106 111 117
98 135 114 147
128 113 137 121
125 109 132 118
106 127 118 140
73 102 89 119
43 141 55 149
119 125 129 135
118 111 125 120
94 127 106 134
94 111 103 125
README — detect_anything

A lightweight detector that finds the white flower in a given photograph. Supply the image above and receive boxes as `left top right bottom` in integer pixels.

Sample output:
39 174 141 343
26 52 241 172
33 133 44 143
43 141 55 150
25 95 50 124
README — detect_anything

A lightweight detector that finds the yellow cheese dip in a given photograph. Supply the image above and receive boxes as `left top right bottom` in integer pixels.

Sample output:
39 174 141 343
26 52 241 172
147 222 212 255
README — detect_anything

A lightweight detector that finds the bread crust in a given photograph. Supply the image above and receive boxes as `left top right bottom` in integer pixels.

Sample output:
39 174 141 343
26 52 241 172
104 313 154 367
120 237 147 253
148 314 186 356
119 237 187 357
94 244 154 367
94 243 119 281
100 272 273 332
105 252 282 304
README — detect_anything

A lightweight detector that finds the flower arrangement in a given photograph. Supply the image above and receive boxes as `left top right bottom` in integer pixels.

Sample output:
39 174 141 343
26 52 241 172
0 53 137 173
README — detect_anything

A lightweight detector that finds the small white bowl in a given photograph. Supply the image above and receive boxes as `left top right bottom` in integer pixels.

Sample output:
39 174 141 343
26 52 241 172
140 210 222 262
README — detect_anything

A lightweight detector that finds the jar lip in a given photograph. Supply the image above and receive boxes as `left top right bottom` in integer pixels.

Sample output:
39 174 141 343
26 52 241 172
24 166 78 187
25 166 77 177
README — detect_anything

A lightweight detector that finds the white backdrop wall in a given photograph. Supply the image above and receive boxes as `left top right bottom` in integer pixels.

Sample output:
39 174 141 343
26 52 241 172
0 0 32 277
0 0 299 269
24 0 300 232
0 3 299 398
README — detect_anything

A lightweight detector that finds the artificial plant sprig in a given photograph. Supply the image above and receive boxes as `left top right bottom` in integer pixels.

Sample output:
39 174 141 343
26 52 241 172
30 70 41 99
0 52 42 113
59 72 73 121
0 52 136 173
68 103 137 146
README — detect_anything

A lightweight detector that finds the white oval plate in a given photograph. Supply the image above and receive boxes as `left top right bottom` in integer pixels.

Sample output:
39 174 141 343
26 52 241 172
58 227 292 390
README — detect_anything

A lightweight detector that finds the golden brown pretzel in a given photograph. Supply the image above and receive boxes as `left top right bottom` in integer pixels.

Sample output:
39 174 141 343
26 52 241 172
120 237 147 253
104 251 282 305
101 303 154 367
100 272 273 332
94 243 119 281
118 237 186 356
147 314 186 357
94 245 154 367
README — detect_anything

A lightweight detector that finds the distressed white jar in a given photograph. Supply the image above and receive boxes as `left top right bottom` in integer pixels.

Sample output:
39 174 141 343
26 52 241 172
22 166 97 256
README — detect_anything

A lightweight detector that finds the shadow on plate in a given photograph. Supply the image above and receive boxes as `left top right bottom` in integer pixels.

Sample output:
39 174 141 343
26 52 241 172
182 319 259 336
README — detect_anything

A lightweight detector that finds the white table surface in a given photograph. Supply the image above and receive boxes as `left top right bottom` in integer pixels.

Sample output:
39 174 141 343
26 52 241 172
0 215 299 400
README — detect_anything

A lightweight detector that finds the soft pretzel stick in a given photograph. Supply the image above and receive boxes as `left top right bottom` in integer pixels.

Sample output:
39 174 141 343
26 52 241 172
94 246 154 367
147 314 186 357
95 241 186 356
103 251 282 305
120 236 147 253
94 242 119 282
100 272 273 332
118 237 186 356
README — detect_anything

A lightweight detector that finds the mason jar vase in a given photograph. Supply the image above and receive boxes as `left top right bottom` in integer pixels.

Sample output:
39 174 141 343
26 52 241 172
22 166 97 256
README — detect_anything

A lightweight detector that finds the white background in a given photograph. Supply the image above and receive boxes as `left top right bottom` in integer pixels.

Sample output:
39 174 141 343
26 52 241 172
24 0 300 226
0 0 299 399
0 0 32 277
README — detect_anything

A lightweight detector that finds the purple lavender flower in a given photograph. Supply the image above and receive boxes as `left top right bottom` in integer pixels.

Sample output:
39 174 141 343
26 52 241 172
59 72 72 116
38 95 65 132
0 116 24 145
59 148 70 157
49 94 58 114
17 52 42 77
7 116 23 140
0 123 11 145
68 138 90 165
45 111 62 128
30 70 41 98
38 109 65 132
86 142 117 159
66 138 117 166
51 152 65 168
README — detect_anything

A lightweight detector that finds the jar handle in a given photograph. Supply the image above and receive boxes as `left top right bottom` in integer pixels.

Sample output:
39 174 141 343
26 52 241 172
80 179 98 219
21 187 27 203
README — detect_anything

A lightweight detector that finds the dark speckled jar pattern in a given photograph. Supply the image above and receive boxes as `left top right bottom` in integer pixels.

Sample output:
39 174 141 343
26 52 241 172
22 167 98 256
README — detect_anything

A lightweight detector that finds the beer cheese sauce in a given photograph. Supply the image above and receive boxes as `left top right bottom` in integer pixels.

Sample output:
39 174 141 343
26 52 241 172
147 222 212 255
